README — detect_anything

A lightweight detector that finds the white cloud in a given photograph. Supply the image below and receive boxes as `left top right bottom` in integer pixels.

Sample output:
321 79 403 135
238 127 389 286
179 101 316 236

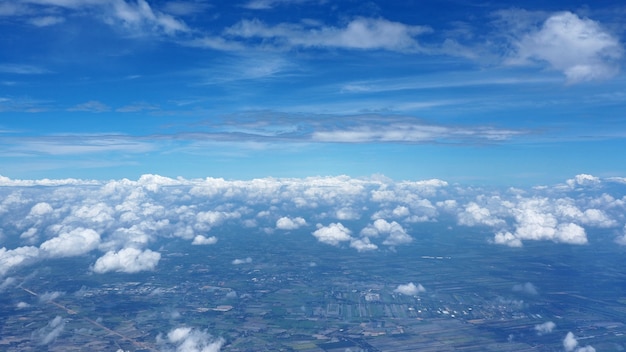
393 282 425 296
458 202 505 227
566 174 601 188
349 237 378 252
29 15 65 27
40 227 100 258
29 202 54 216
191 235 218 245
534 321 555 335
34 316 65 345
92 248 161 273
563 332 586 352
0 246 40 276
511 12 623 83
276 216 307 230
312 222 352 246
361 219 412 246
225 17 430 52
159 326 225 352
232 257 252 265
312 123 521 143
513 282 538 295
562 331 597 352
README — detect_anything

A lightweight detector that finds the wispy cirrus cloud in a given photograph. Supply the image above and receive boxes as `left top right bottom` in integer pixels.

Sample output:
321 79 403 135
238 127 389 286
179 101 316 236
223 17 431 52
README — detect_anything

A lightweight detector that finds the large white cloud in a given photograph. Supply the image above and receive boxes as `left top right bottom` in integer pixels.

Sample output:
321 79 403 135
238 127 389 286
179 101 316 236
512 12 623 83
40 227 100 258
0 246 40 276
92 248 161 273
312 223 352 246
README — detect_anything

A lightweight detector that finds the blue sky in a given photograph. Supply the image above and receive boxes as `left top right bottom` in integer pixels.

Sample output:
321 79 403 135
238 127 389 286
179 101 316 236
1 0 625 184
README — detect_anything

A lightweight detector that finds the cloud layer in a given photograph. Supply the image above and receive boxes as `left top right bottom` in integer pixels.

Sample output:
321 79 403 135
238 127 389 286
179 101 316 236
1 173 626 278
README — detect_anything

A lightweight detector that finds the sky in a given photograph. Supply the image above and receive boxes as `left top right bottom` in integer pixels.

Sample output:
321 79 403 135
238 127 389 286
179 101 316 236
0 0 625 184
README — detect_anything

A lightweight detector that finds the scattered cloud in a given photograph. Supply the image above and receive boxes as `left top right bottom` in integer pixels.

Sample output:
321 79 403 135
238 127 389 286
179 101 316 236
0 173 624 278
393 282 425 296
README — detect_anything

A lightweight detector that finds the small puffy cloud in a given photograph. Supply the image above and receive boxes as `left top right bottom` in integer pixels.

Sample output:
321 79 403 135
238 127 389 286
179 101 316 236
191 235 218 245
312 223 352 246
159 326 225 352
534 321 556 335
232 257 252 265
350 237 378 252
40 228 100 258
92 248 161 274
393 282 425 296
512 12 623 83
513 282 538 295
276 216 307 230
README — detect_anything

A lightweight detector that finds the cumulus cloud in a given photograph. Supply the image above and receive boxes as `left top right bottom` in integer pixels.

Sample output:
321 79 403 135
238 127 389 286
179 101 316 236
276 216 307 230
458 202 505 227
393 282 425 296
492 198 588 247
158 326 225 352
361 219 412 246
534 321 555 335
92 248 161 273
312 223 352 246
0 246 40 276
511 12 623 83
191 235 218 245
350 237 378 252
40 227 100 258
